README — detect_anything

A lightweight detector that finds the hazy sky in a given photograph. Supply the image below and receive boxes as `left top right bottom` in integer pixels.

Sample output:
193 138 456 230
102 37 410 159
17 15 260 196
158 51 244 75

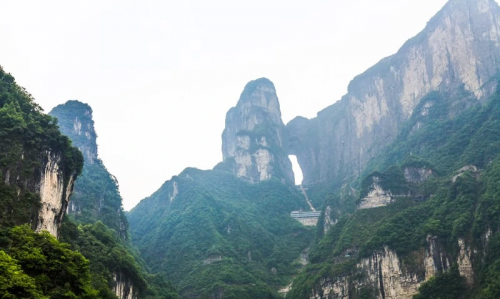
1 0 457 210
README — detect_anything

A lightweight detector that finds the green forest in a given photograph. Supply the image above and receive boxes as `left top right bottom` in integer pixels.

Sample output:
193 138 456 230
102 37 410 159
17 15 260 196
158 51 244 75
0 68 178 298
287 86 500 298
128 166 313 298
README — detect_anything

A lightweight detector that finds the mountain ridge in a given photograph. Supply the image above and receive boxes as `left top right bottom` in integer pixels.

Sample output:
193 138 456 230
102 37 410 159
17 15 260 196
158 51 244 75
287 0 500 186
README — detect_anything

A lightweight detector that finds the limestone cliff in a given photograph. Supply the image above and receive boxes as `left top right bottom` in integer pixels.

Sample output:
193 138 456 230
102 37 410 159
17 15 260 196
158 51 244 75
50 101 128 238
0 67 83 238
113 272 138 299
308 237 475 299
222 78 294 184
50 100 97 164
35 152 77 237
287 0 500 185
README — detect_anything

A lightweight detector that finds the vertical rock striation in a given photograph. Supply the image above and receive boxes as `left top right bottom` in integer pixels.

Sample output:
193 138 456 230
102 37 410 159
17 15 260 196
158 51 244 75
222 78 294 184
113 272 138 299
0 68 82 238
36 152 76 237
287 0 500 185
307 235 479 299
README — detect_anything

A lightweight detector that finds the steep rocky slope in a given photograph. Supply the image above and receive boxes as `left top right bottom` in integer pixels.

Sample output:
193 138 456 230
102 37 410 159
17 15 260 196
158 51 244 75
281 0 500 298
126 1 500 298
50 100 128 238
50 101 178 299
287 0 500 186
222 78 294 184
128 79 313 298
0 67 83 238
287 67 500 299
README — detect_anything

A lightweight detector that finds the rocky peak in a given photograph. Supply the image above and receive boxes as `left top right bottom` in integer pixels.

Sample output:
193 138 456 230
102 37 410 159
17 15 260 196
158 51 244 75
287 0 500 185
50 100 98 164
222 78 294 184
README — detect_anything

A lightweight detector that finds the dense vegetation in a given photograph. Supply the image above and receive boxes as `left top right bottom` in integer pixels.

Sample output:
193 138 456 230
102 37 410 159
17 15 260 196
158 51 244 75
0 67 83 228
287 86 500 298
128 165 313 298
0 68 177 298
50 101 128 238
50 101 178 298
60 219 178 299
0 225 98 298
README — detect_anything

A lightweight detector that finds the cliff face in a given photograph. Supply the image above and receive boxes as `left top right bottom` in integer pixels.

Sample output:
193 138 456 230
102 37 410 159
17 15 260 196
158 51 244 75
222 78 294 184
50 101 128 238
0 68 83 238
2 150 78 238
50 100 97 164
309 237 475 299
287 0 500 185
113 272 137 299
36 152 76 237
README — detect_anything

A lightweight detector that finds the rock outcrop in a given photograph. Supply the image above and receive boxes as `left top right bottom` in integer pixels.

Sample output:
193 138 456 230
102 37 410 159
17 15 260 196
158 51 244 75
0 68 82 238
222 78 294 184
50 101 128 238
113 272 138 299
287 0 500 185
403 167 435 183
308 236 477 299
50 100 97 164
36 152 77 237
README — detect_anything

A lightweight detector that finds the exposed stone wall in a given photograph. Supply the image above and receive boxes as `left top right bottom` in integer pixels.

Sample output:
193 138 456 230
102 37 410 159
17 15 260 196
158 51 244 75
287 0 500 186
306 236 478 299
222 78 294 184
113 272 137 299
36 152 76 238
359 181 393 209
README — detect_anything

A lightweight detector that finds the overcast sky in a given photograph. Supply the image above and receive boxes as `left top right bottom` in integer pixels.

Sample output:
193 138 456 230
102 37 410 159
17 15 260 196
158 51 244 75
1 0 458 210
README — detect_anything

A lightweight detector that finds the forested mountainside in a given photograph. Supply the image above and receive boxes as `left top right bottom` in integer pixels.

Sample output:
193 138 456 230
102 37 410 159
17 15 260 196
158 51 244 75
128 79 314 299
3 0 500 298
283 0 500 297
0 68 82 237
0 66 96 297
0 68 177 299
287 0 500 187
128 0 500 298
49 100 178 299
288 83 500 299
50 101 128 238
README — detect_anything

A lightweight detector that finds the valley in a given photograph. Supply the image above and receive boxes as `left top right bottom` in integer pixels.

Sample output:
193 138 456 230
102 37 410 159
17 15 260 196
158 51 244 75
2 0 500 298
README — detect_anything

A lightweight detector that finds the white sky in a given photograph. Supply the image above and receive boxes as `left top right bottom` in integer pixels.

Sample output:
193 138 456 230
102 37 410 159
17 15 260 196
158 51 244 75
0 0 457 210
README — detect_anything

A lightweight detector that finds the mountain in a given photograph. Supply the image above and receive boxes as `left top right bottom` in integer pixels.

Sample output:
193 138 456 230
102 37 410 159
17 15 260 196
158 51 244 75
0 66 105 297
282 0 500 298
288 85 500 299
50 100 128 238
50 100 178 299
127 1 500 298
128 79 313 298
287 0 500 186
222 78 294 184
0 67 83 238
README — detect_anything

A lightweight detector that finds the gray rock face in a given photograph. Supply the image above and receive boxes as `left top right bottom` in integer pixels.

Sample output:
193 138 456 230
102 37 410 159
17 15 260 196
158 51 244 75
50 100 98 164
287 0 500 185
404 167 435 183
308 236 475 299
222 78 294 184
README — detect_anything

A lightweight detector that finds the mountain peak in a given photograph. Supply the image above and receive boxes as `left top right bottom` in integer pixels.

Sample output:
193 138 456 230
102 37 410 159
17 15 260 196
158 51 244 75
50 100 98 164
222 78 294 184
